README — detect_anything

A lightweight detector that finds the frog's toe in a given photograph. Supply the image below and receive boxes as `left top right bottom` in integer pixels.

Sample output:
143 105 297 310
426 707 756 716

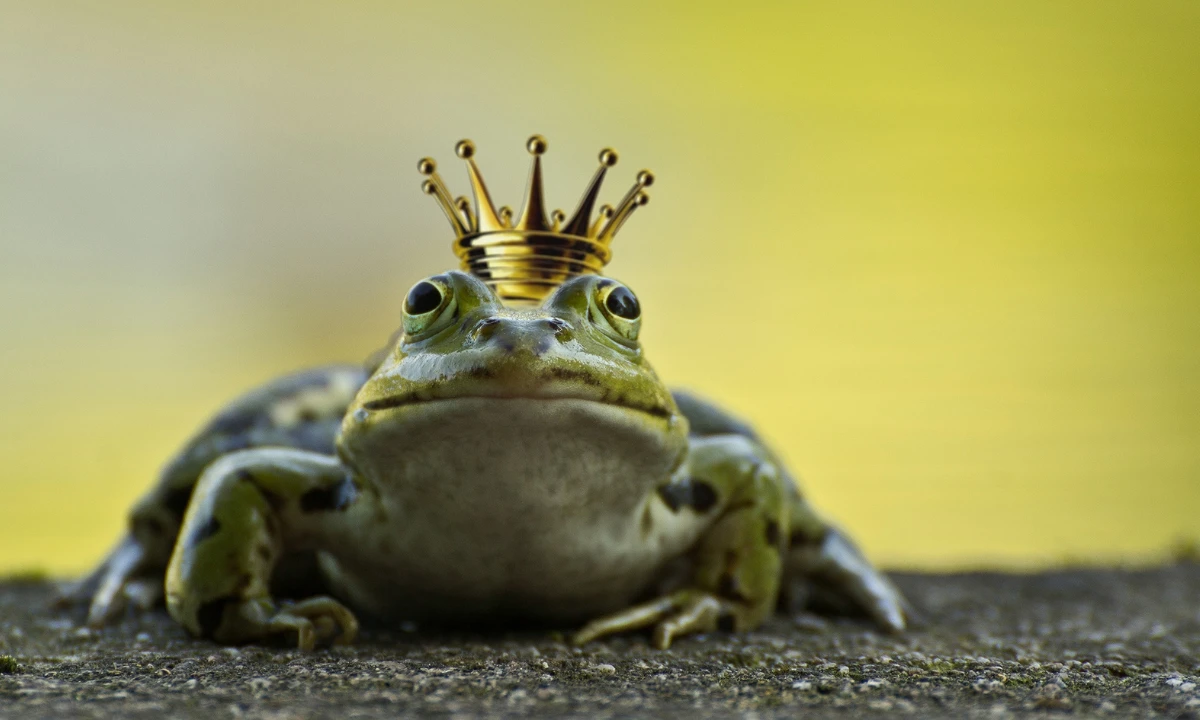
192 596 359 650
573 590 734 650
82 537 153 627
278 597 360 648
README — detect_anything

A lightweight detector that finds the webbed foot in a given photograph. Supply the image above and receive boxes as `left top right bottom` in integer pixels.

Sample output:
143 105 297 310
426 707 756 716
573 589 738 650
193 596 359 650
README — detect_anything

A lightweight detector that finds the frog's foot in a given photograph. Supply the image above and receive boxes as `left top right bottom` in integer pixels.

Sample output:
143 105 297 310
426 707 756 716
576 435 791 650
195 596 358 651
573 589 741 650
787 524 909 633
54 536 164 627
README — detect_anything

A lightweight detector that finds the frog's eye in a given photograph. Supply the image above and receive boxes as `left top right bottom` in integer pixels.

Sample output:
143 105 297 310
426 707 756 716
592 281 641 343
604 285 640 320
402 276 457 338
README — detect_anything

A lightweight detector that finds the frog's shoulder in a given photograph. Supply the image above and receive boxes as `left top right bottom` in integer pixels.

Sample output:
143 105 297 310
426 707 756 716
671 389 761 441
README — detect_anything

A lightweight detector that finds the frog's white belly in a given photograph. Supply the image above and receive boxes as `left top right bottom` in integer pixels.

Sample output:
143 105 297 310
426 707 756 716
325 397 703 624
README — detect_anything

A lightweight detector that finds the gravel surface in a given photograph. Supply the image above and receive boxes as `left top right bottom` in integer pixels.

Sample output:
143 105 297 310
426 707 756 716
1 565 1198 718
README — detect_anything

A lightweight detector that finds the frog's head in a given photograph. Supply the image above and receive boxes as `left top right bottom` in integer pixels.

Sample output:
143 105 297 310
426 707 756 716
343 270 687 481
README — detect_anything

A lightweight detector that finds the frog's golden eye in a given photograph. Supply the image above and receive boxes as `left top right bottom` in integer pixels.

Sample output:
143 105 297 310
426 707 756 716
593 281 641 343
402 277 456 338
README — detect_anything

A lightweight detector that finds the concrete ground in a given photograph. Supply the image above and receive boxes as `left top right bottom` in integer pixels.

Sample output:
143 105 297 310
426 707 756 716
1 564 1198 719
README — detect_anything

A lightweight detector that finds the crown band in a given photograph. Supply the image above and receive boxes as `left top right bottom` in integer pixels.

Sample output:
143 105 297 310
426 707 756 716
418 135 653 304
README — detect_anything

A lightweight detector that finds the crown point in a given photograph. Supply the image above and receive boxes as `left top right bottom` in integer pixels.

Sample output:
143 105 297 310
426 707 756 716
455 140 476 159
418 158 436 175
636 191 650 206
599 148 618 166
600 204 615 218
637 170 655 187
526 135 548 155
421 179 438 195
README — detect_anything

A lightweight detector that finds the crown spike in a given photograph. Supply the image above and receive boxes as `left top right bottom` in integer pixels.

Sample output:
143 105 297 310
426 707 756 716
515 135 550 232
601 191 649 239
456 140 504 232
418 158 468 236
599 170 654 239
562 147 618 236
550 209 565 232
454 196 475 233
589 204 615 236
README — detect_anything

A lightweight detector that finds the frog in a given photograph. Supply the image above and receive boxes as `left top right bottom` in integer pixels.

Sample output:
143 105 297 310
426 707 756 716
65 136 909 650
65 270 908 650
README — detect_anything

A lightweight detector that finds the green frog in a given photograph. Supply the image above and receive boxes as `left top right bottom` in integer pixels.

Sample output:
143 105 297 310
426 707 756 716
67 138 909 650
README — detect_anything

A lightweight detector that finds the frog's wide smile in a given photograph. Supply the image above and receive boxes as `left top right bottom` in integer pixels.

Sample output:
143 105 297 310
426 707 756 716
361 390 673 420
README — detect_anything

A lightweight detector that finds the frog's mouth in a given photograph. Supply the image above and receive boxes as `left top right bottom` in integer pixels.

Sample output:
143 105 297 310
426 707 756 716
361 387 674 421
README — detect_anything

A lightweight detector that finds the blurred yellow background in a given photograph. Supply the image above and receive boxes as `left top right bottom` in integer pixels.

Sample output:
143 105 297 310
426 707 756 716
1 1 1197 575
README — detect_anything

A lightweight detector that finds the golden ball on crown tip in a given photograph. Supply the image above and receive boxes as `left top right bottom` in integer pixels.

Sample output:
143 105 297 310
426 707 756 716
527 135 548 155
417 158 436 175
599 148 618 166
637 170 655 187
421 180 437 194
455 140 476 159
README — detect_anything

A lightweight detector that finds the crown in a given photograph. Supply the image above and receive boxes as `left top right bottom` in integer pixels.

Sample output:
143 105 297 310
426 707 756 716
418 135 653 304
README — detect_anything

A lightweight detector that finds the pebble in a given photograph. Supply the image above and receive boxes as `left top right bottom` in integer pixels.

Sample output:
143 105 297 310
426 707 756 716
593 663 616 675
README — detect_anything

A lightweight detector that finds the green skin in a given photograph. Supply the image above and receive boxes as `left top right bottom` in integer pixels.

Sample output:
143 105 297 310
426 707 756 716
67 271 908 650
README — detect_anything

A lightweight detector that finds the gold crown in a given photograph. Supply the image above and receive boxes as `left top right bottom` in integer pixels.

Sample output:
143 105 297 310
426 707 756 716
418 135 653 304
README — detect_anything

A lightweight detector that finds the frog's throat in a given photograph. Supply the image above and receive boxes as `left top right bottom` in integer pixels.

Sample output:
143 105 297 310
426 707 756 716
361 392 674 421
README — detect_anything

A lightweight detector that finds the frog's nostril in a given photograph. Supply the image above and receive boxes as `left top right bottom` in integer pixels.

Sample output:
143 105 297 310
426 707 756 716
543 318 573 340
470 317 503 343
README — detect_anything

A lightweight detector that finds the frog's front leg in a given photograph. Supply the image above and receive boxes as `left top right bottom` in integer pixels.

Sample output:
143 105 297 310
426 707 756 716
165 448 362 650
573 435 789 650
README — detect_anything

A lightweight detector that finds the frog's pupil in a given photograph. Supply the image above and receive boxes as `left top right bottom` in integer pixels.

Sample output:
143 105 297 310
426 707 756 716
405 281 443 315
605 286 640 320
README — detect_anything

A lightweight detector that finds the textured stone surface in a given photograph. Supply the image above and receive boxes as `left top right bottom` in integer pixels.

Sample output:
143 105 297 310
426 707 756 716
1 565 1198 718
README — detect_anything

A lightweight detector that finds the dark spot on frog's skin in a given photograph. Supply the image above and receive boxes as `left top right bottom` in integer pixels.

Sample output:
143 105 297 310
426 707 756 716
764 520 781 549
718 575 753 605
717 611 736 633
689 480 718 512
300 477 359 513
187 517 222 548
656 477 720 514
138 516 168 538
196 597 232 638
164 486 194 519
789 525 828 549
